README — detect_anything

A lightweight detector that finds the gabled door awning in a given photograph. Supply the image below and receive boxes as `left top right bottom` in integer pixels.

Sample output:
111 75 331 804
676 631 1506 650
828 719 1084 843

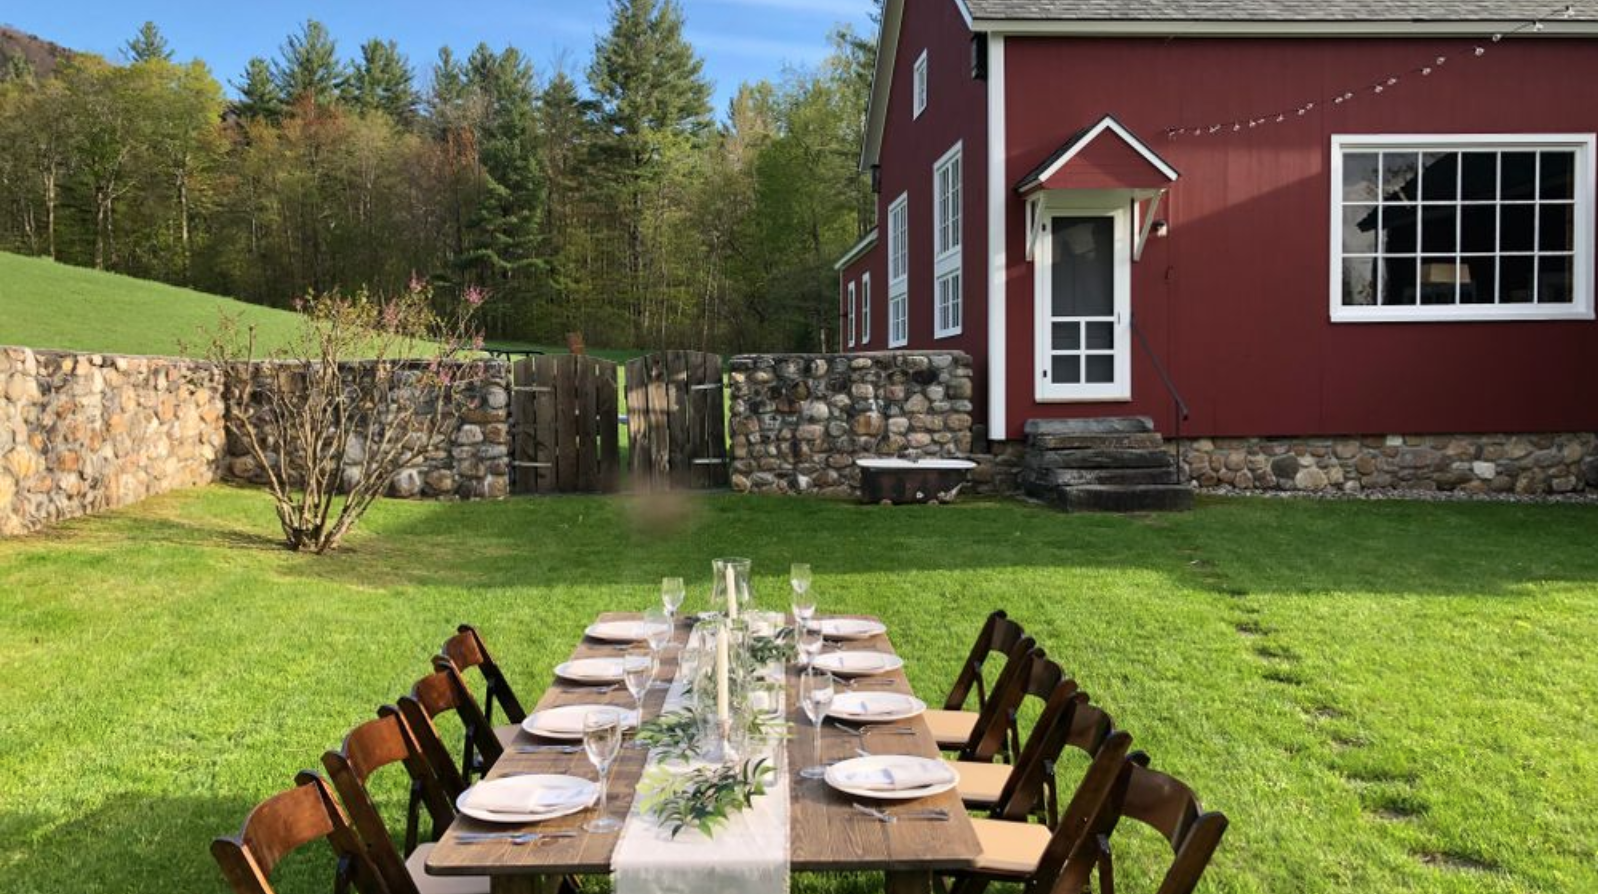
1019 115 1179 263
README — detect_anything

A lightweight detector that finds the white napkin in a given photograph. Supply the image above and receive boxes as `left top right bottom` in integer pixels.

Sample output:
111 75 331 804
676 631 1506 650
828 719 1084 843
823 619 879 637
834 693 915 716
533 706 630 735
562 658 624 678
835 759 956 792
469 779 592 815
826 651 889 672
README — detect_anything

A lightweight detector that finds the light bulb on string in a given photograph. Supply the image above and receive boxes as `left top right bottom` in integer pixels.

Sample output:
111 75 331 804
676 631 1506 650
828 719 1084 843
1475 46 1487 56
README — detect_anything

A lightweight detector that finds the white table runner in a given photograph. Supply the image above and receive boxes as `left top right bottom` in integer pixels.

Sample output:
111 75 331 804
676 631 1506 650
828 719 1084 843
612 628 791 894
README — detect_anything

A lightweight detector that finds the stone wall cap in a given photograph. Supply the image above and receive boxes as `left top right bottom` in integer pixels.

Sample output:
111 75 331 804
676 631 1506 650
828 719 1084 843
1025 416 1155 436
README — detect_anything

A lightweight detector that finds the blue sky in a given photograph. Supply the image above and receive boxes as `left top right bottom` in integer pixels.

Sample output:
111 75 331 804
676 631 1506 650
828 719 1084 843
4 0 877 111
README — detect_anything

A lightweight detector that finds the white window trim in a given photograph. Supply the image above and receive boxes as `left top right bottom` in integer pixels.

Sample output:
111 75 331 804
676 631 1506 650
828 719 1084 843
1329 133 1596 323
847 281 857 348
1033 199 1132 402
888 192 909 348
861 272 872 343
933 141 964 339
912 50 928 120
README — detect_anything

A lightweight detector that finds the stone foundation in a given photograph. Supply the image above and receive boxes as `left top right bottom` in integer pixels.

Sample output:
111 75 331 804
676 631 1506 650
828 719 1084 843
0 346 226 536
728 352 992 498
1179 433 1598 495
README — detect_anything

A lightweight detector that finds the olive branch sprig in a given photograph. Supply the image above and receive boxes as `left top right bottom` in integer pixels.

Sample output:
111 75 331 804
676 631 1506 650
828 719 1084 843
638 758 775 839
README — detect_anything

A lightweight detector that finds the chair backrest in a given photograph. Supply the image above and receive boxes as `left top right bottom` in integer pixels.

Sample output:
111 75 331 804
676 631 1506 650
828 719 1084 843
441 624 527 726
397 662 503 794
1102 763 1230 894
1024 730 1135 894
211 774 388 894
960 644 1047 762
943 610 1029 713
989 671 1083 825
323 709 459 894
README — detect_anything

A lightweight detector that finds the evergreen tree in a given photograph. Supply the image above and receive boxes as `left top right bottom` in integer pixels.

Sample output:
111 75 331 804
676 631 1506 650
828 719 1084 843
271 20 345 107
124 22 173 64
346 39 418 125
232 57 283 121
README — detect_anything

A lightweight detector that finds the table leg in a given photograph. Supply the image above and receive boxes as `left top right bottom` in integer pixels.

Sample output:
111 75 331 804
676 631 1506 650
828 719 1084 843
884 869 934 894
489 875 562 894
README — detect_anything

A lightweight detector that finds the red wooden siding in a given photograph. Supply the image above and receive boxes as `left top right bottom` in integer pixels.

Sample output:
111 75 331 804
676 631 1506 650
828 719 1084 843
1002 36 1598 440
840 250 878 349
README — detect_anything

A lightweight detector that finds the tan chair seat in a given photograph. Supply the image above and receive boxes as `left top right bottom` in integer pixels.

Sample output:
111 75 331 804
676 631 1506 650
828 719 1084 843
970 817 1053 877
494 723 520 748
408 843 491 894
946 758 1011 807
924 708 978 749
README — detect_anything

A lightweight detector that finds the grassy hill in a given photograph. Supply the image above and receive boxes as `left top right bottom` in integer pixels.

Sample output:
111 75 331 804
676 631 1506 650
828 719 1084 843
0 252 305 357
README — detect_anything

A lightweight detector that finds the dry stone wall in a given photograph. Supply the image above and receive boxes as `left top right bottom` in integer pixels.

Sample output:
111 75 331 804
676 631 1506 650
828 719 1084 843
728 351 999 497
1180 433 1598 495
0 346 225 536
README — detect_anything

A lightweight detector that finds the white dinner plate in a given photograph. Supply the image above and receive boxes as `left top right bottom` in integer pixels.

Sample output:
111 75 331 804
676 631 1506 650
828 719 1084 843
554 657 628 683
825 755 959 801
828 691 926 723
521 704 639 740
456 774 598 824
812 650 904 677
586 620 672 643
815 618 887 640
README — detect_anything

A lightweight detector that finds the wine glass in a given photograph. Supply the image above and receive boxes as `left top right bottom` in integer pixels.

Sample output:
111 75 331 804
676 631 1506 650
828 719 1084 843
582 709 624 833
799 669 835 780
660 577 686 622
623 646 657 729
644 606 672 653
798 624 824 669
791 563 817 631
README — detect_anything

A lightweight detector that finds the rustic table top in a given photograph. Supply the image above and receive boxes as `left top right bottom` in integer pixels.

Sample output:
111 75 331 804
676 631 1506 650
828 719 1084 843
425 611 981 885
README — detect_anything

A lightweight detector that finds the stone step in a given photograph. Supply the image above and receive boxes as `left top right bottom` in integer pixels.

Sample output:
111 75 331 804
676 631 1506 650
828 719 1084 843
1057 485 1195 513
1028 448 1174 470
1037 466 1182 487
1024 417 1155 436
1028 432 1166 451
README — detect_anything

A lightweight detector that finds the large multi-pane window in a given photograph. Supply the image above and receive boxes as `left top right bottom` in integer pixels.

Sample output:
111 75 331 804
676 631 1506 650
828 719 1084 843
888 193 908 347
933 142 963 338
1332 135 1593 321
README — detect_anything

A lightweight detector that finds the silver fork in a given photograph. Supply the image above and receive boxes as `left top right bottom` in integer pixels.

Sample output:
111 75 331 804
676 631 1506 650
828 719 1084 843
456 831 578 845
559 684 619 694
514 745 583 754
833 721 914 737
851 803 950 823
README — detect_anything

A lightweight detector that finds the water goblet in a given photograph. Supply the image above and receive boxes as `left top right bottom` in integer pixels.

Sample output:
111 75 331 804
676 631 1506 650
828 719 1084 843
798 669 835 780
623 646 657 725
798 624 824 669
661 577 686 622
582 709 625 833
790 563 815 628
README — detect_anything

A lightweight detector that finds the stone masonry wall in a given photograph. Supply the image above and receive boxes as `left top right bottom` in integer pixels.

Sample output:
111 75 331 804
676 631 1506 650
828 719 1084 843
728 351 993 497
222 360 512 500
0 346 226 536
1180 433 1598 495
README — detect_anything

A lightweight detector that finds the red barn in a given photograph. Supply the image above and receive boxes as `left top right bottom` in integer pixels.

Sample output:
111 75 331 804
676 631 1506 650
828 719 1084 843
837 0 1598 500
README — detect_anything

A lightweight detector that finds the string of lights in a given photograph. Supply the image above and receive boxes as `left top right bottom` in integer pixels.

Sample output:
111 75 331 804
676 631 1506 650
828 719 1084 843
1163 3 1584 140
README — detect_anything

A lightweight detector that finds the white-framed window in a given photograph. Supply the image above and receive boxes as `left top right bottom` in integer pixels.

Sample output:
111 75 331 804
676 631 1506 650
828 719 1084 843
861 272 872 343
847 280 857 348
933 142 963 338
913 50 928 120
888 193 909 347
1331 134 1595 322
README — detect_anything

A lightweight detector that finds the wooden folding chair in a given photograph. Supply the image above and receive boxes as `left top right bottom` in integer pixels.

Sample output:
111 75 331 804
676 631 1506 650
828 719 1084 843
397 663 504 792
211 774 389 894
1068 760 1231 894
440 625 528 730
944 655 1080 821
322 708 486 894
941 730 1135 894
923 610 1034 754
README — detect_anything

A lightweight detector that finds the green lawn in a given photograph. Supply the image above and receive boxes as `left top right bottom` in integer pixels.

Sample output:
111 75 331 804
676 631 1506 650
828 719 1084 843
0 252 306 357
1 489 1595 894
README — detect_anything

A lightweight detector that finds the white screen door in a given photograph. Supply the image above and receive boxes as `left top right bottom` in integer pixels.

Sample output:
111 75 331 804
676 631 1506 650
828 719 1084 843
1036 209 1131 401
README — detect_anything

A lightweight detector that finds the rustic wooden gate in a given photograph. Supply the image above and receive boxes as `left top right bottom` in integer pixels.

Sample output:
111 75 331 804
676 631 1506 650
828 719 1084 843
624 351 728 490
510 354 620 494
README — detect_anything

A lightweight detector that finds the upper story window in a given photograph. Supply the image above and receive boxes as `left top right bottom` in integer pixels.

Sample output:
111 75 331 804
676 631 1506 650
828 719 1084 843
913 51 928 120
933 142 963 338
1332 134 1595 322
888 193 909 347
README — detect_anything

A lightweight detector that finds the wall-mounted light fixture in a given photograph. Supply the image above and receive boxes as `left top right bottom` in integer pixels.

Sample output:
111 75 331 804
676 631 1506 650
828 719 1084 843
1152 220 1170 238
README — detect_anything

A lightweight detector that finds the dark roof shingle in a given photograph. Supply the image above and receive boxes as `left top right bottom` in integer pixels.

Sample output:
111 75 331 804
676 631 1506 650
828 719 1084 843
965 1 1598 21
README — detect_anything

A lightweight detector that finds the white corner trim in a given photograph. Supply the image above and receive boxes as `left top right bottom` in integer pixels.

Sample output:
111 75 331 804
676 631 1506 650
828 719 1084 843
952 0 973 29
1326 132 1597 324
986 34 1007 440
1022 116 1180 192
860 0 905 172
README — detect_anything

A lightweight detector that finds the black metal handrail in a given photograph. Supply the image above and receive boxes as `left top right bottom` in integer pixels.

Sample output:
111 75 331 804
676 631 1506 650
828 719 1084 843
1131 314 1190 422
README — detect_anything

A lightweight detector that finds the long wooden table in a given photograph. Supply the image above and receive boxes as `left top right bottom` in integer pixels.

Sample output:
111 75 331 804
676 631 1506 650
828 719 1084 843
425 612 981 893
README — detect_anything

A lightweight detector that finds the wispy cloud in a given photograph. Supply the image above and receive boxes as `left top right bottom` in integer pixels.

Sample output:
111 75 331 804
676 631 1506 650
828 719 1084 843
699 0 873 18
686 29 832 63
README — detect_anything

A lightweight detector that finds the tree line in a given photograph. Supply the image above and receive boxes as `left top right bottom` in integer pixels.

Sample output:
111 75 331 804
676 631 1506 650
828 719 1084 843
0 1 878 352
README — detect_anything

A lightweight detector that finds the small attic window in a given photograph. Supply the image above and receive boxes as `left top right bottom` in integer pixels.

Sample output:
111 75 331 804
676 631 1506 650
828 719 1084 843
913 50 928 119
